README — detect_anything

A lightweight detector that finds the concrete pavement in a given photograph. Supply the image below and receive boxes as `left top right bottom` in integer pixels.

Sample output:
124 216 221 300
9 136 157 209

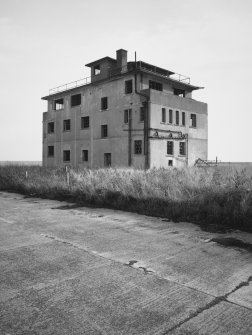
0 191 251 334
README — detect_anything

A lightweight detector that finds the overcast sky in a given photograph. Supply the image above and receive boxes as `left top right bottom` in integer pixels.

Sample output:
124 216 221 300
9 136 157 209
1 0 252 162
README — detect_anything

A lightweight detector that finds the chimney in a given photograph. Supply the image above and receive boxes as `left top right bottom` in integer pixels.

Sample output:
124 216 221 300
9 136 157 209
116 49 127 69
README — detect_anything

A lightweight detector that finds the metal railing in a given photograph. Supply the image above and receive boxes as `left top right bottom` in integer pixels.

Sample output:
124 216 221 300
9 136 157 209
49 76 91 95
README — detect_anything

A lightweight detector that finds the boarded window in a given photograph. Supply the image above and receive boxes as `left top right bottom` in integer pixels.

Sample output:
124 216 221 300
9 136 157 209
140 107 145 122
134 140 142 154
63 119 71 131
169 109 173 123
190 114 197 127
71 94 81 107
101 97 108 110
81 116 89 129
101 124 108 138
104 153 111 167
162 108 166 123
48 146 54 157
179 142 186 156
149 80 163 91
53 98 64 110
125 80 133 94
182 112 185 126
63 150 70 162
176 110 179 125
82 150 88 162
167 141 174 155
47 122 55 134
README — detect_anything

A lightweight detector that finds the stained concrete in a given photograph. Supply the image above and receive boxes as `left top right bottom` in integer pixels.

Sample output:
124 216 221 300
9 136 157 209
0 191 251 334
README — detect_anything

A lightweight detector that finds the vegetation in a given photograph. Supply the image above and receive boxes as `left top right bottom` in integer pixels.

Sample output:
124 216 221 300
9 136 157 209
0 165 252 232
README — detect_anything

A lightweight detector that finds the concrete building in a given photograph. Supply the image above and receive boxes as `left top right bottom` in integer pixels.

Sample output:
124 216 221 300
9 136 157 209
42 49 207 169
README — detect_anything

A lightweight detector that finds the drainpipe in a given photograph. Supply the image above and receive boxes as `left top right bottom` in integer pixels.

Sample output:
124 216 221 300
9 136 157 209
134 52 150 169
128 109 132 166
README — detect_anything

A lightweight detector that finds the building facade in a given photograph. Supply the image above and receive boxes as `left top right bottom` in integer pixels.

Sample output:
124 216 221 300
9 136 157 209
42 49 207 169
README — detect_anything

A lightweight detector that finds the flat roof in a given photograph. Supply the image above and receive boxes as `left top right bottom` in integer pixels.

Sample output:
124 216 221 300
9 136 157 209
85 56 116 67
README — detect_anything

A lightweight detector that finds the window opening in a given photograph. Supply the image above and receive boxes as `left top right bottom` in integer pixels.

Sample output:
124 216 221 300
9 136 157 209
71 94 81 107
176 110 179 125
104 153 111 167
47 122 55 134
63 150 70 162
53 98 64 110
82 150 88 162
167 141 174 155
63 119 71 131
179 142 186 156
149 80 163 91
94 64 101 75
125 80 133 94
81 116 89 129
169 109 173 124
134 140 142 154
162 108 166 123
182 112 185 126
101 124 108 138
101 97 108 110
190 114 197 127
48 146 54 157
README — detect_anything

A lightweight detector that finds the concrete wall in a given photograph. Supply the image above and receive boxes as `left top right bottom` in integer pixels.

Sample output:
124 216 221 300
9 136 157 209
43 74 146 168
148 90 208 168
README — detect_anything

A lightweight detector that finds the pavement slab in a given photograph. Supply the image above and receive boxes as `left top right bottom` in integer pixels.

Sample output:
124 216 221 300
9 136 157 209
0 191 251 334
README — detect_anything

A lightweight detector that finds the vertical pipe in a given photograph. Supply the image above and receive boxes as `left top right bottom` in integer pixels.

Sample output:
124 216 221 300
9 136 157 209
128 109 132 166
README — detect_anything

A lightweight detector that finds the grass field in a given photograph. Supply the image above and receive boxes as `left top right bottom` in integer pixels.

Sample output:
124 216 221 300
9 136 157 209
0 165 252 232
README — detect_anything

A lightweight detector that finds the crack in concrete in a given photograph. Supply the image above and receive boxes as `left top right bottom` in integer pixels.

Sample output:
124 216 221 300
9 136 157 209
124 260 154 274
162 275 252 334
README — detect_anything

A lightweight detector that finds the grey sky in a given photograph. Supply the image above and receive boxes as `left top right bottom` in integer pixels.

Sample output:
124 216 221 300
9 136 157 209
1 0 252 161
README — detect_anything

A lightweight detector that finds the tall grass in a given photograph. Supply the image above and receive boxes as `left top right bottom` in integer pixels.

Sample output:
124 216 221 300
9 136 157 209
0 165 252 232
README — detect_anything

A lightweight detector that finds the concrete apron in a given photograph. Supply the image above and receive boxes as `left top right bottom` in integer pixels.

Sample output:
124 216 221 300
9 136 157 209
0 191 251 335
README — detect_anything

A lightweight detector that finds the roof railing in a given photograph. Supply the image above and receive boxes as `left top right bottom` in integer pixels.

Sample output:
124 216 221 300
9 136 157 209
49 76 91 95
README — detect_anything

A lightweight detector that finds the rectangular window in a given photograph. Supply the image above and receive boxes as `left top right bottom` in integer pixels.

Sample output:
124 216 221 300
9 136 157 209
125 80 133 94
179 142 186 156
149 80 163 91
104 153 111 167
134 140 142 154
140 107 145 122
162 108 166 123
101 124 108 138
168 160 173 167
101 97 108 110
47 146 54 157
63 119 71 131
81 116 89 129
71 94 81 107
191 114 197 127
124 110 129 123
182 112 185 126
53 98 64 110
94 64 100 75
63 150 70 162
47 122 55 134
176 110 179 125
167 141 174 155
169 109 173 124
174 88 185 97
82 150 88 162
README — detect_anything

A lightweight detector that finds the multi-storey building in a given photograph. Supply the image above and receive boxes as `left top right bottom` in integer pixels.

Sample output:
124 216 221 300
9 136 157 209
42 49 207 169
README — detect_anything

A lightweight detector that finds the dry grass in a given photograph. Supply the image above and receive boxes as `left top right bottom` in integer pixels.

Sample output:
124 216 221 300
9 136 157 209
0 165 252 232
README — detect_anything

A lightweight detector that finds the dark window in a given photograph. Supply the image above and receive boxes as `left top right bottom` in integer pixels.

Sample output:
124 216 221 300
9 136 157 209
134 140 142 154
174 88 185 97
162 108 166 123
182 112 185 126
63 119 71 131
48 146 54 157
168 160 173 166
179 142 186 156
191 114 197 127
81 116 89 129
176 110 179 125
169 109 173 123
63 150 70 162
149 80 163 91
101 124 108 138
140 107 145 122
47 122 55 134
71 94 81 107
94 64 100 75
124 110 129 123
82 150 88 162
53 98 64 110
125 80 133 94
167 141 174 155
101 97 108 110
104 153 111 167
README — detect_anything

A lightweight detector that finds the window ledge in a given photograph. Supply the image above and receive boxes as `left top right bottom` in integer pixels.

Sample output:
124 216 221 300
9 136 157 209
165 154 174 157
189 126 197 129
63 130 71 133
